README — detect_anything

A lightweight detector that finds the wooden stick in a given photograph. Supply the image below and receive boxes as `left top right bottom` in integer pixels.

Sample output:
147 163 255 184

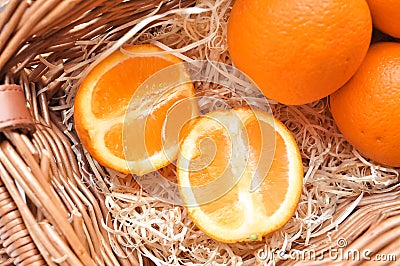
29 83 41 123
71 210 90 253
371 238 400 266
0 162 55 266
4 131 68 217
358 190 400 206
344 222 400 266
62 178 104 265
39 126 68 178
43 122 75 179
48 117 119 251
0 0 28 52
17 0 55 30
20 134 39 163
0 142 96 266
0 0 60 70
39 149 51 183
32 129 61 182
39 221 84 266
32 0 102 39
346 215 400 252
29 0 84 36
0 0 20 31
38 92 51 126
48 117 126 265
105 211 136 266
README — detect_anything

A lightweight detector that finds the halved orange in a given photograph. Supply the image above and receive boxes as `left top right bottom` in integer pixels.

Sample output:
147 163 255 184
177 107 303 243
74 44 198 175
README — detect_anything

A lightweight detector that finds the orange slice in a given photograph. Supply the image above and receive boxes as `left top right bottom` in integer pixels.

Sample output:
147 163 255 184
74 44 198 175
177 107 303 243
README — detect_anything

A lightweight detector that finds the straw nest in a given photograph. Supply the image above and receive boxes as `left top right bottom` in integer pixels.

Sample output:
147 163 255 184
0 0 399 265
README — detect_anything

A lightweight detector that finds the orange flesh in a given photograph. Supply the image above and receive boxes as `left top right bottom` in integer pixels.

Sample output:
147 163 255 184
121 86 196 162
143 88 195 156
177 108 303 242
104 123 124 158
188 128 231 187
94 56 194 160
247 119 288 216
91 57 173 119
257 133 289 216
186 115 290 229
74 44 198 175
189 127 242 229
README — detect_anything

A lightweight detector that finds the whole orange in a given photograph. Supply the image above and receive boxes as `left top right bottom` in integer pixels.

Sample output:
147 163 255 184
330 42 400 167
366 0 400 38
227 0 372 105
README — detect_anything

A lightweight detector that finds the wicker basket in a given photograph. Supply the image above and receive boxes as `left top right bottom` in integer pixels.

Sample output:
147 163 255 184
0 0 399 265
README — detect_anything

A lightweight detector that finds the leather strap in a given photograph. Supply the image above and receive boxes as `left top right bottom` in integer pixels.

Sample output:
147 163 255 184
0 84 35 132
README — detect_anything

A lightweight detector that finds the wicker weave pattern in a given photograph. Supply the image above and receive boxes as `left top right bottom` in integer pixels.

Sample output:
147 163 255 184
0 179 45 266
0 0 177 265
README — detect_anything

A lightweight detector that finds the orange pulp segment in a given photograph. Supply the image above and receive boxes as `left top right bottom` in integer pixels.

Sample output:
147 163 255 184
74 44 198 175
177 107 303 243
